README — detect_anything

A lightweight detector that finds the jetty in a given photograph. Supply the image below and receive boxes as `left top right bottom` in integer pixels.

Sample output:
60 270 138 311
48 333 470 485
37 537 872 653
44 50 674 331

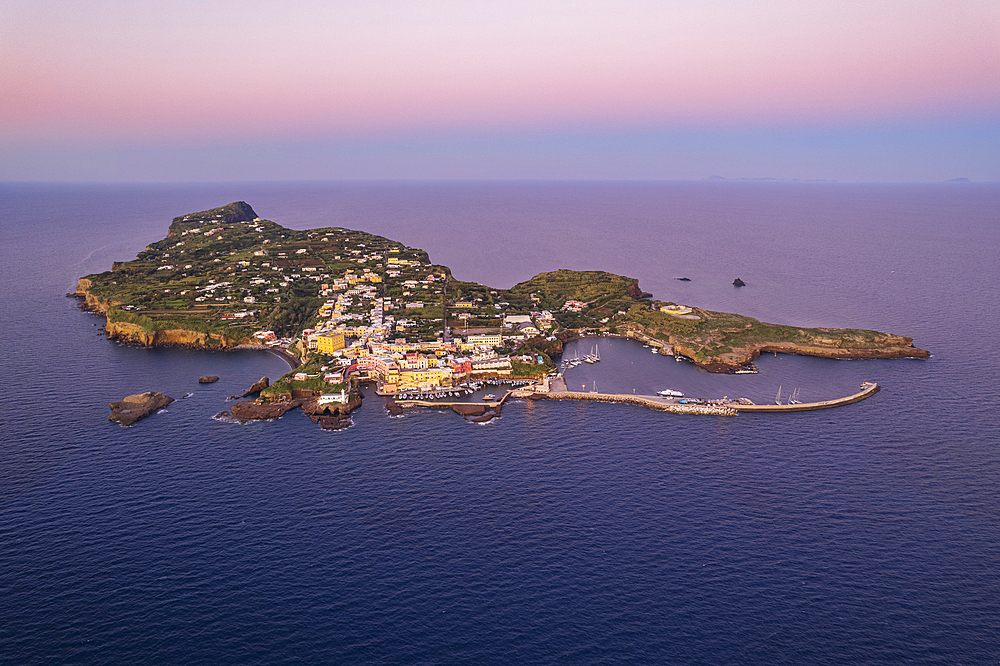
394 391 516 409
527 391 738 416
730 381 880 413
518 381 881 416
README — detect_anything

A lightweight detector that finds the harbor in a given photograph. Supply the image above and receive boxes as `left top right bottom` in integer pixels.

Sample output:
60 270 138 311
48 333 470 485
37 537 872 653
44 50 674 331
384 337 886 420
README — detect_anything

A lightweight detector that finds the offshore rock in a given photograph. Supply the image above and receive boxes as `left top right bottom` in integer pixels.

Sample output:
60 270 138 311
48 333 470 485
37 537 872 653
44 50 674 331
199 376 220 384
109 391 174 427
733 278 746 287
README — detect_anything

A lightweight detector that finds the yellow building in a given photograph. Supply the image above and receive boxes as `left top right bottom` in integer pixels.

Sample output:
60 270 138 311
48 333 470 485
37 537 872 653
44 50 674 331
398 367 453 391
316 332 346 354
462 334 503 350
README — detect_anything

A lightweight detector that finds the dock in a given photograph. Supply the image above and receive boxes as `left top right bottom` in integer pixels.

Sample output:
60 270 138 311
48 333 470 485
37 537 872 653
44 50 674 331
393 382 881 417
394 391 516 409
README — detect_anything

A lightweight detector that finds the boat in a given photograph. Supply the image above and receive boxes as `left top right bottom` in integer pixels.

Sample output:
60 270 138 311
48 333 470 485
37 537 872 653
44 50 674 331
657 389 683 397
789 388 801 405
484 394 497 401
589 380 598 393
775 385 783 405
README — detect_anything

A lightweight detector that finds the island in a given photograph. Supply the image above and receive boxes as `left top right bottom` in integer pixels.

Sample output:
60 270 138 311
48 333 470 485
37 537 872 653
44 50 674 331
76 202 928 423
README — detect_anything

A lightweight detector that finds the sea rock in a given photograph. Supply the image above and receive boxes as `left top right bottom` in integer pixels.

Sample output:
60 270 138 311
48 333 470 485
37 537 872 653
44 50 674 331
675 277 692 282
242 376 269 397
213 410 248 424
733 278 746 287
230 399 303 420
109 391 174 427
199 375 220 384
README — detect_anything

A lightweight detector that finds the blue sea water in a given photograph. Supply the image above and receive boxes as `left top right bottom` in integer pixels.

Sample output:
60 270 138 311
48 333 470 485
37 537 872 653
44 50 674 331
1 181 998 664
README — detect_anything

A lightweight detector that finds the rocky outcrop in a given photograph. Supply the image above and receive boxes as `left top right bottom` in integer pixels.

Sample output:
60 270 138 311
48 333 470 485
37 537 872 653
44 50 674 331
199 376 219 384
302 394 363 430
673 335 930 374
169 201 258 234
75 278 118 314
242 376 269 396
626 283 653 299
733 278 746 287
109 391 174 426
230 398 304 420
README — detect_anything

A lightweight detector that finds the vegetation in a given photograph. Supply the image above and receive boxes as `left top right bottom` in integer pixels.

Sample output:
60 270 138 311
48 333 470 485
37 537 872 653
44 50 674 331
80 201 924 371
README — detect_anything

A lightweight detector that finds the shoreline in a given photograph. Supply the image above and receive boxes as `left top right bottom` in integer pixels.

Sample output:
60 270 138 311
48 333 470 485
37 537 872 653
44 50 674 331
234 343 301 370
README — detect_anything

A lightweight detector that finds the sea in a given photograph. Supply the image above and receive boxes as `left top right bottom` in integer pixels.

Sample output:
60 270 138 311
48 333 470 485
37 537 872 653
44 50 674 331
1 181 998 665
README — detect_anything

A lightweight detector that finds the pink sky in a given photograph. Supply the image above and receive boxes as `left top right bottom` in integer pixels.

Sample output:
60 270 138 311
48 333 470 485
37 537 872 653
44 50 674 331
2 0 997 141
1 0 997 180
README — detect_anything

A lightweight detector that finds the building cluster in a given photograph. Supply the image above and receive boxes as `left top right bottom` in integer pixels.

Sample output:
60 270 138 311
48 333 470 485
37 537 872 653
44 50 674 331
296 328 525 393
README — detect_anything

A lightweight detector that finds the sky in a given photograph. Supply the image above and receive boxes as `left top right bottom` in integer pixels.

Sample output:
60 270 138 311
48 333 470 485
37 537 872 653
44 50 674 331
1 0 998 182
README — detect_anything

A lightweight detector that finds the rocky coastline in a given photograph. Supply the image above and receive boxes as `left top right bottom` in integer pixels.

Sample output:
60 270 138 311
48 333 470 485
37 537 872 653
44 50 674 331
672 335 929 374
75 278 243 350
221 392 363 430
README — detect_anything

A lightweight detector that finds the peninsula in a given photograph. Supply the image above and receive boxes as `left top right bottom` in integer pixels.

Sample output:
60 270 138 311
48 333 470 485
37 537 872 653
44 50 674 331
76 202 928 404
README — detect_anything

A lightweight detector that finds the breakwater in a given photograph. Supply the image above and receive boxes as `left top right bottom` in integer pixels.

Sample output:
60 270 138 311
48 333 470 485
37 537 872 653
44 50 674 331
529 391 738 416
731 382 880 412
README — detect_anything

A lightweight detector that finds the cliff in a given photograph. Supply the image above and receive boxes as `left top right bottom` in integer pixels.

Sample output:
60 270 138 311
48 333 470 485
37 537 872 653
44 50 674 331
76 278 118 314
77 278 243 349
104 320 239 348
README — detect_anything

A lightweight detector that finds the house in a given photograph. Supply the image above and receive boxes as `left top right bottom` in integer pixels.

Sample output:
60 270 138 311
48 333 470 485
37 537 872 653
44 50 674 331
451 357 472 377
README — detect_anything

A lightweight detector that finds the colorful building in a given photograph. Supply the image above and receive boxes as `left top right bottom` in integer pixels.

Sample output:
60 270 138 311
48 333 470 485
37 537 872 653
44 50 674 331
316 331 346 354
463 334 503 350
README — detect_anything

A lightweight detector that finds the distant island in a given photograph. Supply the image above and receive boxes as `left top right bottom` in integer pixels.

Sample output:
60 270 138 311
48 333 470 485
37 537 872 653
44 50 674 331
76 202 928 402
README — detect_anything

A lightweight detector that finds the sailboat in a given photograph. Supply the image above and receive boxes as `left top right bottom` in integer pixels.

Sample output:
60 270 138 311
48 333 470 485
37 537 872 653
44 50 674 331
590 380 598 393
775 385 783 405
789 388 801 405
